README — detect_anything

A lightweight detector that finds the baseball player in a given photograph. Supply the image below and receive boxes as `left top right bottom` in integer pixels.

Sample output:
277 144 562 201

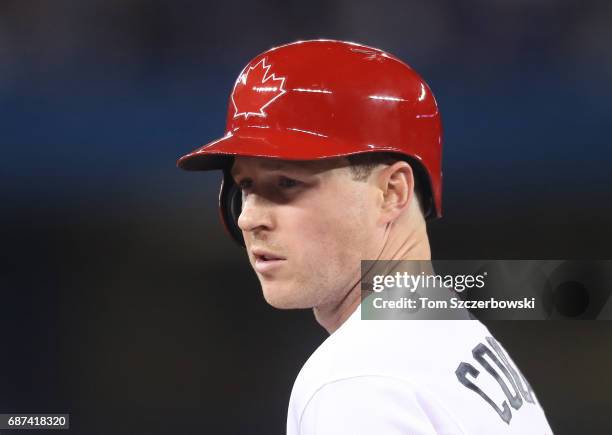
178 40 553 434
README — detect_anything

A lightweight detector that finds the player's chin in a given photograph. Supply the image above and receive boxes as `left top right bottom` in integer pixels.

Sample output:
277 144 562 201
259 283 311 309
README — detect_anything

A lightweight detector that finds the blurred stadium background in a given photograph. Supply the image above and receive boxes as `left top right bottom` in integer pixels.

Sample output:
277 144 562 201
1 0 611 433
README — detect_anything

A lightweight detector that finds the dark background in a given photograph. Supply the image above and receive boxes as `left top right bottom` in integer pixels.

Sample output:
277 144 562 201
1 1 611 433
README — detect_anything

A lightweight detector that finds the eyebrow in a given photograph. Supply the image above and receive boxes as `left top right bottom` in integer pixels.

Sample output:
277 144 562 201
231 159 306 178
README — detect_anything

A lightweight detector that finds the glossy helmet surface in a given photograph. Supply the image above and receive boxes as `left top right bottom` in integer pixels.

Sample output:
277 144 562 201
178 40 443 246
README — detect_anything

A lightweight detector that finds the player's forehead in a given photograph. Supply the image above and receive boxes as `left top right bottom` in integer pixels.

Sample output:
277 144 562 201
230 156 348 177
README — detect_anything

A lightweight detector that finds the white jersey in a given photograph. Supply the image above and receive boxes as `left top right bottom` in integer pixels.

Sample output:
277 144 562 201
287 307 553 434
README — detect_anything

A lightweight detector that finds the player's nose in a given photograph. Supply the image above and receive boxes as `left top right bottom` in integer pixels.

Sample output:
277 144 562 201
237 193 274 234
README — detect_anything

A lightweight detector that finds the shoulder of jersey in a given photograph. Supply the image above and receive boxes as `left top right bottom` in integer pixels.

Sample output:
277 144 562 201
290 316 553 434
291 317 487 410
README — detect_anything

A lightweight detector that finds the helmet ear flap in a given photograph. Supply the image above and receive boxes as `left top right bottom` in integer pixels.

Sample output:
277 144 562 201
219 170 245 247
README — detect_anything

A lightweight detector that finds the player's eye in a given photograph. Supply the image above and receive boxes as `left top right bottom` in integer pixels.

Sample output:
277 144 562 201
278 176 300 189
236 178 252 189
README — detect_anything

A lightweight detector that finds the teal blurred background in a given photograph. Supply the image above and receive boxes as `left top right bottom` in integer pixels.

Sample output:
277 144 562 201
1 1 611 433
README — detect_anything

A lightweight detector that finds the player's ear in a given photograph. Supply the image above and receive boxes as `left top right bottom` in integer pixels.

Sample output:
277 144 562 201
377 161 414 224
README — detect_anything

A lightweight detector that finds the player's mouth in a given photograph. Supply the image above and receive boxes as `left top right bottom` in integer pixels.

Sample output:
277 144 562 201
251 249 286 274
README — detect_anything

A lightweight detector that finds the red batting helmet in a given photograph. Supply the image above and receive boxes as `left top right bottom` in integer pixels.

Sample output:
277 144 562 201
178 39 443 246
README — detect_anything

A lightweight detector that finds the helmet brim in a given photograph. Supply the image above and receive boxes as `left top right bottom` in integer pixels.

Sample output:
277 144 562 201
176 126 401 171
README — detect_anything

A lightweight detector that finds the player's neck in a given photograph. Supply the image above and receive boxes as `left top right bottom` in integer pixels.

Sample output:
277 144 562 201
379 210 431 261
313 284 362 334
314 222 431 335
